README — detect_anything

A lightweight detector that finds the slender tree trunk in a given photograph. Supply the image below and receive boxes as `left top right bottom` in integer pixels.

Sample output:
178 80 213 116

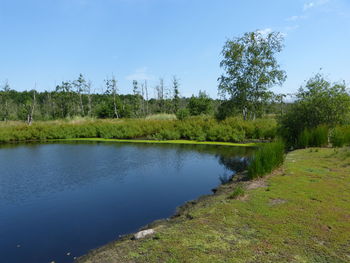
27 91 36 125
113 92 119 119
141 83 145 117
242 106 247 120
145 81 149 116
79 93 84 116
88 94 92 117
4 100 8 122
87 83 92 117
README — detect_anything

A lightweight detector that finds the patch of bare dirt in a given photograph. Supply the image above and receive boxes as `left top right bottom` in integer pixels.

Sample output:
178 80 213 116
246 180 267 190
237 194 249 201
269 198 287 206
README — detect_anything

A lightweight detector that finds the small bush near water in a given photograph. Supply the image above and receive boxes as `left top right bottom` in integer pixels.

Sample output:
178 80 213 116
248 141 285 179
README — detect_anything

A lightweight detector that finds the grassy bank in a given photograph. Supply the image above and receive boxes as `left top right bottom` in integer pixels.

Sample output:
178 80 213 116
0 117 276 144
77 147 350 263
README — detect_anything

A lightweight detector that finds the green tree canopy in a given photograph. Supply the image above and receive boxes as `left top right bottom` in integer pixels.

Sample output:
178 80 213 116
218 30 286 120
187 91 213 116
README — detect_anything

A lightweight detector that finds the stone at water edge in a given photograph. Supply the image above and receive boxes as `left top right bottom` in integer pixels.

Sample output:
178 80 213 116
133 229 155 240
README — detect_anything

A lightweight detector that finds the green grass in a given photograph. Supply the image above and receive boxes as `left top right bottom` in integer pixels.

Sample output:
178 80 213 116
145 114 177 120
77 147 350 263
228 184 245 199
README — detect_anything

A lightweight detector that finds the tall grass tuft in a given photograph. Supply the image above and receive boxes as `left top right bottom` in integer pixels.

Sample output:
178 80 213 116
248 140 285 179
330 126 350 147
297 125 328 148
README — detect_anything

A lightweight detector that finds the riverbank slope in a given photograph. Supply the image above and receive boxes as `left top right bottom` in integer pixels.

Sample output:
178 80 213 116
78 147 350 263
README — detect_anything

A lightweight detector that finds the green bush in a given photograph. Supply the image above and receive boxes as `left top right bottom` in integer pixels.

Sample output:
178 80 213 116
176 109 190 121
152 129 181 140
248 141 285 179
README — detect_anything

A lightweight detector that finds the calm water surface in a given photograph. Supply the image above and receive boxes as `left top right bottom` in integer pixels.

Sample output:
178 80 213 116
0 142 252 263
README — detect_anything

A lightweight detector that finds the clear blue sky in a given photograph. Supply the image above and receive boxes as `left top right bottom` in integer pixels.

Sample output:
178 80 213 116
0 0 349 98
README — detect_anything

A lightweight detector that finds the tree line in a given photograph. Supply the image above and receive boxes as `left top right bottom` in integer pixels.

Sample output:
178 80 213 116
0 75 217 122
1 29 348 132
0 76 285 123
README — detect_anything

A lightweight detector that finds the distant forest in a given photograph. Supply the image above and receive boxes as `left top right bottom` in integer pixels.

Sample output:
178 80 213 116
0 74 286 123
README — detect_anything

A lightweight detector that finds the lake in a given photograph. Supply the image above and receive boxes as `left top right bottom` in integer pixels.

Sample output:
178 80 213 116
0 142 252 263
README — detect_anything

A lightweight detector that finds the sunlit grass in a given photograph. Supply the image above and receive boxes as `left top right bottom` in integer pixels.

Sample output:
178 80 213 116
145 114 177 120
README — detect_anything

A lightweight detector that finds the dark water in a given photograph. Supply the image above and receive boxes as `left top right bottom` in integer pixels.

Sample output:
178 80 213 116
0 142 252 263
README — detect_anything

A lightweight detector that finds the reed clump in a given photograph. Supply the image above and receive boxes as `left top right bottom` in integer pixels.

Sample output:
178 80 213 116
248 140 285 179
330 125 350 147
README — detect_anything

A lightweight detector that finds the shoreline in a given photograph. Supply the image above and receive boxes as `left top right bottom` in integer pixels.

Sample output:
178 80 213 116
76 170 251 263
76 147 350 263
52 138 257 147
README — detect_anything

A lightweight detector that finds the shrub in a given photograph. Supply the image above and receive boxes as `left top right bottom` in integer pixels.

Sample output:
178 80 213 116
176 108 190 121
187 91 213 116
0 117 277 143
152 129 181 140
215 100 237 120
248 140 285 179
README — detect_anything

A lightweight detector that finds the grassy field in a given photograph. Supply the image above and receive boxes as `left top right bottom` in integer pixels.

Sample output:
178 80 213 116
77 147 350 263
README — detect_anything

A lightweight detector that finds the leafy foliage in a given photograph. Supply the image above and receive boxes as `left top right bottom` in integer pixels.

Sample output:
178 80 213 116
176 108 190 120
187 91 213 116
218 30 286 120
279 73 350 147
